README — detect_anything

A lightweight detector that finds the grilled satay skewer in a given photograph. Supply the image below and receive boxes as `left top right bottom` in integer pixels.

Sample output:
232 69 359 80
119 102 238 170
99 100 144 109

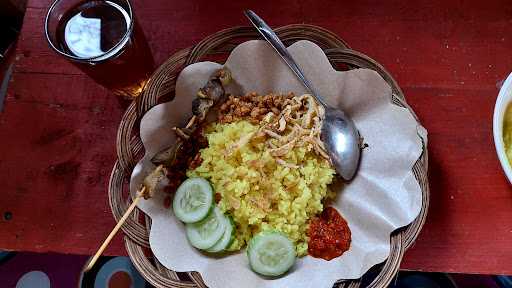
84 69 231 273
152 68 231 167
84 165 166 272
84 188 148 272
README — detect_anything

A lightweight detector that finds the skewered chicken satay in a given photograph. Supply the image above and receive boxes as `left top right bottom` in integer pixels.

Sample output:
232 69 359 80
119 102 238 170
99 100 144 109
143 68 232 196
141 165 167 199
152 68 231 166
87 69 232 272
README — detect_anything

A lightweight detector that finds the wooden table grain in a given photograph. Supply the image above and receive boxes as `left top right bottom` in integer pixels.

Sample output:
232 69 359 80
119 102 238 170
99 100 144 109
1 0 511 276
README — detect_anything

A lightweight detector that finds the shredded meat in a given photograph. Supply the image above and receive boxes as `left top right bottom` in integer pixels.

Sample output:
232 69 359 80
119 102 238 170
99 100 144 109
188 152 203 169
219 92 295 124
163 127 208 194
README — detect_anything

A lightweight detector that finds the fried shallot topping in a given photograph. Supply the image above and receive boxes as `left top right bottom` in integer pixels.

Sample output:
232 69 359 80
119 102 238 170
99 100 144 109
221 93 329 165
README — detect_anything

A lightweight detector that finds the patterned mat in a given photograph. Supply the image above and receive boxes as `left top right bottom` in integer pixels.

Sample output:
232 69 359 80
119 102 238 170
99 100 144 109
0 251 149 287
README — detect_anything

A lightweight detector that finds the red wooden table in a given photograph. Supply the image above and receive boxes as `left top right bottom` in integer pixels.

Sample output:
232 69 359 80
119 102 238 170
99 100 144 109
1 0 511 276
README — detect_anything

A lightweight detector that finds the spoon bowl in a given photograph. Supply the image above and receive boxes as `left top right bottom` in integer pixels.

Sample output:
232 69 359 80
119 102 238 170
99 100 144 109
322 107 361 180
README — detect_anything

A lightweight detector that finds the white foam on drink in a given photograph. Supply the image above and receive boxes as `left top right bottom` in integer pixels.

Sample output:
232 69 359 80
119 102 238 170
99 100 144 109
64 1 130 60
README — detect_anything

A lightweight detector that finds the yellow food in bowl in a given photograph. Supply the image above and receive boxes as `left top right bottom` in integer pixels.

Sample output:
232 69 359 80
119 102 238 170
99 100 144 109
504 103 512 164
187 120 335 256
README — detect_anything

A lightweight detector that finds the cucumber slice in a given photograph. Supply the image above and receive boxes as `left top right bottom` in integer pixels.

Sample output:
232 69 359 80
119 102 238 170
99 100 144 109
247 231 296 277
173 177 213 223
206 215 235 253
186 207 225 249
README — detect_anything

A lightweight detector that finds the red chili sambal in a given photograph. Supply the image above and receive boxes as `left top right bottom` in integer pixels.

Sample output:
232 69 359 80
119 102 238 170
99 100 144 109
308 207 351 260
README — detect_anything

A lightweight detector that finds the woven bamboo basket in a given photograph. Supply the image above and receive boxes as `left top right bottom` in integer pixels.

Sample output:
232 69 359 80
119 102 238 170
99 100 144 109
108 24 429 288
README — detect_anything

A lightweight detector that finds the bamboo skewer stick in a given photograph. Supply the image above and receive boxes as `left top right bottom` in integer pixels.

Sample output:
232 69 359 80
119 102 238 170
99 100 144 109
84 186 146 272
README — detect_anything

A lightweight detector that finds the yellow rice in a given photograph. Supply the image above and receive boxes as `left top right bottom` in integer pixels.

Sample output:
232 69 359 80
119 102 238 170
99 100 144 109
187 120 335 256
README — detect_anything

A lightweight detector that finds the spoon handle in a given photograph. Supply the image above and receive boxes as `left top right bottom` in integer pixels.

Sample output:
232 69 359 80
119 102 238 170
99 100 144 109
244 10 328 108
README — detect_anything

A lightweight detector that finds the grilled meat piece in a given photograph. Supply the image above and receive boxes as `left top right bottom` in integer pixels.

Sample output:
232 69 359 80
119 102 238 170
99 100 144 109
147 68 231 193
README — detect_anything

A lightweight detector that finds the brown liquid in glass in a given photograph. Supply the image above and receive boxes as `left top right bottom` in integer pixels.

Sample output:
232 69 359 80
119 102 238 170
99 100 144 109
55 1 154 99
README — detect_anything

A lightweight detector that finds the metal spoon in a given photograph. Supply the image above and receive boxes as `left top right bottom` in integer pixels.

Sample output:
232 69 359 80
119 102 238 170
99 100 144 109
244 10 361 180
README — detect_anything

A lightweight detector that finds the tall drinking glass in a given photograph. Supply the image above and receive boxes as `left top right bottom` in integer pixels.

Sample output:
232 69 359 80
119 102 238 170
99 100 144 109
45 0 154 99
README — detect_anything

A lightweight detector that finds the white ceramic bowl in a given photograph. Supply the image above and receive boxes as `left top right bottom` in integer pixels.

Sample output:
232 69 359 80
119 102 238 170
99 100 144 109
493 72 512 183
